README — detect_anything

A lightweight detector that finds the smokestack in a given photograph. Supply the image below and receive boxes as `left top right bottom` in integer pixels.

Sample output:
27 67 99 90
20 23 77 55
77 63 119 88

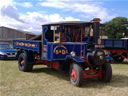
92 18 101 44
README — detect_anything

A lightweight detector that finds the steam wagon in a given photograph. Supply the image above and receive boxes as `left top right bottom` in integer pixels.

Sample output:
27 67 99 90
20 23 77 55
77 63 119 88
13 18 112 86
102 39 128 62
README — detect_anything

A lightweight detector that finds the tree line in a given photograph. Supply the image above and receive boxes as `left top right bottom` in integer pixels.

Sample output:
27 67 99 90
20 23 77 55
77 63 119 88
103 17 128 38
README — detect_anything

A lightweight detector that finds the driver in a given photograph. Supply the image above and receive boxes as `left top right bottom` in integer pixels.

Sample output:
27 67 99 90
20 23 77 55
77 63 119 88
61 28 72 42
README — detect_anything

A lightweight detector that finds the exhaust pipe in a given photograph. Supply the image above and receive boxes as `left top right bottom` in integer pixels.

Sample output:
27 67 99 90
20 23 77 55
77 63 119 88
92 18 101 45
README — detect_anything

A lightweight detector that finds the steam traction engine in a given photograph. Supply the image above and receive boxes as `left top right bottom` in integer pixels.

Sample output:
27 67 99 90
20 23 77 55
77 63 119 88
13 18 112 87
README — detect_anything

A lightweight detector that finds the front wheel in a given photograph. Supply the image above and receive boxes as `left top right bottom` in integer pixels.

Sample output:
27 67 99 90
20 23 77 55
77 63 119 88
69 63 83 87
100 63 112 82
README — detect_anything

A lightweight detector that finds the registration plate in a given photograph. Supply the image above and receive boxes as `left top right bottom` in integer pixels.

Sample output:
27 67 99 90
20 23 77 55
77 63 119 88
8 55 16 57
95 45 104 48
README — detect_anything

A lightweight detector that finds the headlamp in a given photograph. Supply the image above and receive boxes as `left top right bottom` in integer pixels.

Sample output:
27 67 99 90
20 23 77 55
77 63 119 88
0 52 6 55
70 51 76 57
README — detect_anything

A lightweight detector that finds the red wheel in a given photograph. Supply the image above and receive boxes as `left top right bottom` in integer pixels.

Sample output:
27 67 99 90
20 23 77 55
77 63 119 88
70 63 83 87
18 53 33 72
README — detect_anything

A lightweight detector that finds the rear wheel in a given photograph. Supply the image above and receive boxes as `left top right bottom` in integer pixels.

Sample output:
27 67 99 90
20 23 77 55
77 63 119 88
70 63 83 87
113 56 124 62
18 53 33 72
100 63 112 82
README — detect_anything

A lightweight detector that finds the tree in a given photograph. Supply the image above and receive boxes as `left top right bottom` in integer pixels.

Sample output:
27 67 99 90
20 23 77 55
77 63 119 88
103 17 128 38
124 24 128 38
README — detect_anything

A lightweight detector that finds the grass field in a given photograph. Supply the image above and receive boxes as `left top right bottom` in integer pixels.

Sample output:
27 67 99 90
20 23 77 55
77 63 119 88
0 60 128 96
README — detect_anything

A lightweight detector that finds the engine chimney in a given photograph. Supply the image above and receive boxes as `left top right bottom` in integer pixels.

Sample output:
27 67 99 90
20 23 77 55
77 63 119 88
92 18 101 45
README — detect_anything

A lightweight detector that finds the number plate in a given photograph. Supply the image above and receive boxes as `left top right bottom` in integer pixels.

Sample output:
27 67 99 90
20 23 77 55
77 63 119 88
8 55 16 57
95 45 104 48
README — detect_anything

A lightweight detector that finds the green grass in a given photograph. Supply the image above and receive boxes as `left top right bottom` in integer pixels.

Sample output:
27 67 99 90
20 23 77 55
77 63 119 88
0 60 128 96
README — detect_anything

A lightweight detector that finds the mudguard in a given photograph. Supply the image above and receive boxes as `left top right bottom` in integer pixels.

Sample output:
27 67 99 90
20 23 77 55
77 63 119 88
72 57 85 63
105 56 113 61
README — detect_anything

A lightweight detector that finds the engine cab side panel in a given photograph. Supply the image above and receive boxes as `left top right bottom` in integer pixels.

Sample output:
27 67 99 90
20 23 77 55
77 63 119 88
43 42 87 61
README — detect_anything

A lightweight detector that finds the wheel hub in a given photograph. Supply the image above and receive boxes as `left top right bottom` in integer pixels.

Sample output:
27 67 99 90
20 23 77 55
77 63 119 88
71 69 77 81
21 60 24 67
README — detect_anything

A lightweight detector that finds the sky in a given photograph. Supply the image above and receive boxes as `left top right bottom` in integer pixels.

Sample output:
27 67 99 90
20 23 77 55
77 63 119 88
0 0 128 34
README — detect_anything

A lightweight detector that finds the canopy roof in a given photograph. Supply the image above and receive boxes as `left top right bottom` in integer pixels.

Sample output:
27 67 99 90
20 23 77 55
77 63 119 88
42 21 93 26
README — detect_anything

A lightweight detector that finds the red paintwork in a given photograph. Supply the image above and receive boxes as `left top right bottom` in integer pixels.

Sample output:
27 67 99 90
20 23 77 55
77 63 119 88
82 57 93 69
82 57 104 79
83 69 104 79
21 60 24 67
104 49 128 60
72 28 80 51
35 60 60 70
52 62 60 70
34 57 105 79
71 69 77 81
